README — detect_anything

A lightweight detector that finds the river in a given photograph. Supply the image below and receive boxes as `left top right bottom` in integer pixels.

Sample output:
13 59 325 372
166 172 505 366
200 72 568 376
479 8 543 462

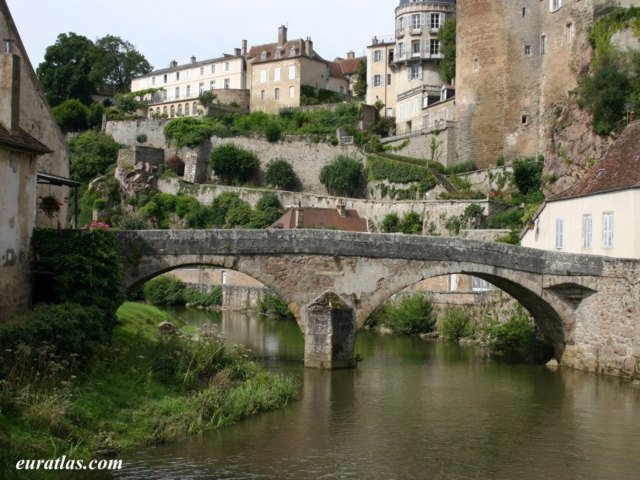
108 309 640 480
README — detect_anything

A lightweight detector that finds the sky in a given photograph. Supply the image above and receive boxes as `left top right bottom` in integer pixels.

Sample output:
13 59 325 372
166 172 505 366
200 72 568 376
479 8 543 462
6 0 397 71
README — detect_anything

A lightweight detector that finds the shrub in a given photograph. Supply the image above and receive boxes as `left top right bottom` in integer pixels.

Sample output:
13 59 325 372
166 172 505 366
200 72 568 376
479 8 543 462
399 211 423 234
136 133 148 144
512 156 544 196
53 99 89 132
164 117 215 148
258 293 295 321
210 144 259 185
225 203 253 228
481 310 554 363
69 131 120 182
175 195 199 219
184 286 223 308
142 275 186 306
320 155 364 197
87 102 106 130
445 160 477 175
381 212 400 233
439 307 474 342
166 155 185 176
383 293 436 336
265 159 298 190
256 192 282 212
367 155 437 186
265 122 282 142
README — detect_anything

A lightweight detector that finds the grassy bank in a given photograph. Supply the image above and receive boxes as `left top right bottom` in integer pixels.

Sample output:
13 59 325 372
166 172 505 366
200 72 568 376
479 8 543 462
0 302 298 477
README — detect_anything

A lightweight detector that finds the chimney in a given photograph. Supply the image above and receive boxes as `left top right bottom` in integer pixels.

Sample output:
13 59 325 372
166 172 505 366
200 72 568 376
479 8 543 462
305 37 313 56
347 50 355 59
242 39 248 56
234 48 241 56
190 55 196 64
278 25 287 46
170 60 178 68
0 39 20 131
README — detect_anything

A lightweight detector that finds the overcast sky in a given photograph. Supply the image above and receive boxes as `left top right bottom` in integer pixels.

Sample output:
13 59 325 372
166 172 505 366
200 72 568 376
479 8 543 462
6 0 397 71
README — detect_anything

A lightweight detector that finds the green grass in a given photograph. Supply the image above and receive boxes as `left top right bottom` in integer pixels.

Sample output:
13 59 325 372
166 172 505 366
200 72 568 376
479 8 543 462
0 303 298 477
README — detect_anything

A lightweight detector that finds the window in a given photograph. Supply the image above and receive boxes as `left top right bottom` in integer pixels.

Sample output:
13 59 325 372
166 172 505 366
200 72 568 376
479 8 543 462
409 64 421 80
275 87 280 99
163 74 168 83
176 71 180 81
398 42 405 59
200 66 204 76
540 35 547 55
373 75 382 87
549 0 562 11
274 67 281 81
472 277 493 292
224 78 230 89
193 102 198 115
152 76 156 85
210 80 216 90
373 50 382 62
211 64 216 74
522 7 526 17
175 87 180 99
582 214 592 249
260 69 267 83
555 219 564 249
603 212 614 248
430 13 441 30
261 90 266 100
289 86 295 99
412 14 421 30
225 61 230 71
199 82 204 95
386 107 393 117
430 39 440 56
170 105 175 118
387 73 392 85
177 104 182 116
162 90 167 100
522 115 529 125
566 23 574 44
185 103 190 116
412 41 421 56
524 45 532 56
289 65 296 80
186 85 191 97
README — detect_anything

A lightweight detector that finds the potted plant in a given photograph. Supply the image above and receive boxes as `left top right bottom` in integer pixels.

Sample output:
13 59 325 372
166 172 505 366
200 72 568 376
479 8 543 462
39 195 61 218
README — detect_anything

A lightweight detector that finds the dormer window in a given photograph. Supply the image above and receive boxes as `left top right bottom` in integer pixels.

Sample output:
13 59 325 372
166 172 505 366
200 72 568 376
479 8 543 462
290 46 298 56
261 51 268 61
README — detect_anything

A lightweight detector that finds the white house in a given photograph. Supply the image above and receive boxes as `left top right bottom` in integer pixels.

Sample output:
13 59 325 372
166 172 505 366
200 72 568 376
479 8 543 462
521 120 640 259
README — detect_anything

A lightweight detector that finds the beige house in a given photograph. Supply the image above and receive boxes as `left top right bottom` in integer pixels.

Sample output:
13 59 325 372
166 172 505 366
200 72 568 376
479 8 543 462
246 26 349 114
334 51 365 98
522 121 640 258
131 50 247 118
0 0 72 322
367 0 456 133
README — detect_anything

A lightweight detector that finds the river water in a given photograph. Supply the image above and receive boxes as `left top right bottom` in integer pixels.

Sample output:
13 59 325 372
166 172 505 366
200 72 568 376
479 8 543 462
110 309 640 480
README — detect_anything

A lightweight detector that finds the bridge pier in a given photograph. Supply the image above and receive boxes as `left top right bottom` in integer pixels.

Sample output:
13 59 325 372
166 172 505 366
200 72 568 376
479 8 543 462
303 292 357 369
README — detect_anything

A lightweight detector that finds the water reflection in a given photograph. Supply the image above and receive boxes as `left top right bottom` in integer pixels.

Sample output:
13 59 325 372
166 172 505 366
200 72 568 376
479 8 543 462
105 309 640 480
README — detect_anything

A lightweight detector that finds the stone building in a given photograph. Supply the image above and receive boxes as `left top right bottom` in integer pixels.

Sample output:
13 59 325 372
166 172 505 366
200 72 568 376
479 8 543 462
333 51 365 98
455 0 640 168
0 0 72 322
246 26 349 114
367 0 456 133
131 50 248 118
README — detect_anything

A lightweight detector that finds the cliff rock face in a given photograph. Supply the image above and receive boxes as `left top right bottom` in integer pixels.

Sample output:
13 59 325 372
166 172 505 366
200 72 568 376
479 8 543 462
542 96 613 196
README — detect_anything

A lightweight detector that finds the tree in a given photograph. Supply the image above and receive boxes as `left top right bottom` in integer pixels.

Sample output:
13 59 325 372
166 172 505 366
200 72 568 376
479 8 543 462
52 99 89 132
37 33 97 106
69 131 120 182
92 35 152 93
210 144 260 185
353 59 367 100
438 18 457 85
265 159 298 190
319 155 364 197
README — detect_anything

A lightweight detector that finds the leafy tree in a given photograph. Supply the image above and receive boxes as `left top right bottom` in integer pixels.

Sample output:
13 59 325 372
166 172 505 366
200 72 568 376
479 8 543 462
69 131 120 182
52 99 89 132
37 33 97 106
92 35 152 93
353 59 367 100
384 293 435 335
87 102 106 129
438 18 457 84
265 159 298 190
199 91 217 112
512 156 544 196
439 306 474 342
256 192 282 211
320 155 364 197
210 144 259 185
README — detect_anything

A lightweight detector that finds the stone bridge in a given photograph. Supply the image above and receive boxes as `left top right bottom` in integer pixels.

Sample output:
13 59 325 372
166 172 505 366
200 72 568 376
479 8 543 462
115 230 640 377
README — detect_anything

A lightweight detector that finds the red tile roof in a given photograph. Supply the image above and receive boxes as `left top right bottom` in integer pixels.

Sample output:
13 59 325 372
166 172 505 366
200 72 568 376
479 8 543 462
550 120 640 201
334 56 364 76
272 207 368 232
0 124 52 154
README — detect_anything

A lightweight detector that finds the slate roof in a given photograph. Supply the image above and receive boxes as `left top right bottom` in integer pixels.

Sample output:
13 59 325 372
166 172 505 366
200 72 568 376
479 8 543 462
271 207 368 232
549 120 640 202
247 39 322 65
0 124 52 154
334 56 364 76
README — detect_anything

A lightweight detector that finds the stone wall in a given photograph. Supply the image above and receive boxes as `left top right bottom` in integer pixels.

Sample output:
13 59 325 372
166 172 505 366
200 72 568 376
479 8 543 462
381 121 456 165
222 285 264 310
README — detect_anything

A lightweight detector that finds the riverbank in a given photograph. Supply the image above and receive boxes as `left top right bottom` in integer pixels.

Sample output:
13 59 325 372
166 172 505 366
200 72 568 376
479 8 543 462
0 302 298 478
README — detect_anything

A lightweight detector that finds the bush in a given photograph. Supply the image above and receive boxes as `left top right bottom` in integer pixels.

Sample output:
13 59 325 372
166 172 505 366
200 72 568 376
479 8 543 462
143 275 186 306
87 102 105 130
383 293 436 336
445 160 477 175
184 286 223 308
367 155 437 187
381 212 400 233
136 133 148 144
265 122 282 142
399 211 423 234
53 99 89 132
512 156 544 196
265 159 298 190
210 144 259 185
164 117 215 148
166 155 185 176
69 131 120 182
481 310 554 363
439 307 474 342
258 293 295 321
320 155 364 197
